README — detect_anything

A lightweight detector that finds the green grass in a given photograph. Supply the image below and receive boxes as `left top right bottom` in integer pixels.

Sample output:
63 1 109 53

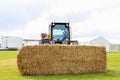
0 51 120 80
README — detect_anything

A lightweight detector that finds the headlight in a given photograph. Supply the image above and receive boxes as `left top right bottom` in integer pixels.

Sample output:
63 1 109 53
66 38 69 41
66 23 69 27
52 23 55 26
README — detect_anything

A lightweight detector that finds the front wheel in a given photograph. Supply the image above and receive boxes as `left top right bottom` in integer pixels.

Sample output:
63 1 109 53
39 39 50 44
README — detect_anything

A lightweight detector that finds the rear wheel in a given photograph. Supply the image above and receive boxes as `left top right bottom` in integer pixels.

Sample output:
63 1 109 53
70 40 79 45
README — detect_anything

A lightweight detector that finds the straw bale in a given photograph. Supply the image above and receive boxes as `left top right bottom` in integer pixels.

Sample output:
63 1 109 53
17 44 106 75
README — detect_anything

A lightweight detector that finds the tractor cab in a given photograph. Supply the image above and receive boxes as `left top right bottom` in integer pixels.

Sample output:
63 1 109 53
49 22 70 44
40 22 78 44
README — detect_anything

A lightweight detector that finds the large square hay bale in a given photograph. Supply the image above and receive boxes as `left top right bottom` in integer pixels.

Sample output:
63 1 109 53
17 44 106 75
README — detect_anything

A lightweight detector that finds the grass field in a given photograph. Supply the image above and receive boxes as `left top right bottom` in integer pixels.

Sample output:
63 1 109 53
0 51 120 80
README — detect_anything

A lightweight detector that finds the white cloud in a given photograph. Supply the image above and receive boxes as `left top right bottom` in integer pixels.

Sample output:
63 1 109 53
71 5 120 43
0 0 120 43
1 30 23 37
0 0 39 6
74 6 120 32
23 0 120 41
24 14 50 39
45 0 120 15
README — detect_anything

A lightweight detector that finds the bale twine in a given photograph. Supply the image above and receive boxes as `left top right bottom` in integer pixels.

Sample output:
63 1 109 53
17 44 106 75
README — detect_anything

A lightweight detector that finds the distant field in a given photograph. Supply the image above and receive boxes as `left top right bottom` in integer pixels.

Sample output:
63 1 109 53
0 51 120 80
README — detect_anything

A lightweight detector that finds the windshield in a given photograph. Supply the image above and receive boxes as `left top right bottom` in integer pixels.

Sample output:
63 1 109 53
52 24 69 41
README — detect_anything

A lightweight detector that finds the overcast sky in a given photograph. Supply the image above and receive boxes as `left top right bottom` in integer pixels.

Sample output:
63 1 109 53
0 0 120 43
